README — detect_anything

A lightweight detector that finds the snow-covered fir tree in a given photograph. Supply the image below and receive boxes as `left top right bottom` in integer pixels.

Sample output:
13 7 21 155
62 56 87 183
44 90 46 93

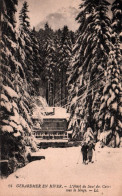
19 1 30 31
45 33 56 81
53 26 73 107
97 0 122 147
19 1 34 95
98 0 122 146
19 2 43 96
37 23 55 78
59 26 73 106
0 0 37 174
99 44 122 147
30 28 43 95
36 23 57 105
67 0 111 138
111 0 122 52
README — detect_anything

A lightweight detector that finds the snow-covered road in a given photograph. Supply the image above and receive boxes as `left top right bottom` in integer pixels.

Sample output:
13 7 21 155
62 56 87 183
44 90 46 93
1 146 122 196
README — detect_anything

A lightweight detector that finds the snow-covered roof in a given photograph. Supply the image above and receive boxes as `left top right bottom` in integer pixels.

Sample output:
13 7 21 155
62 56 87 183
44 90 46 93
43 107 70 119
35 139 68 143
67 130 73 134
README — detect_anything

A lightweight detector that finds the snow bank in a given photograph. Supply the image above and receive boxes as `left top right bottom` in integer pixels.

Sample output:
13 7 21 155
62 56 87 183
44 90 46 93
1 146 122 196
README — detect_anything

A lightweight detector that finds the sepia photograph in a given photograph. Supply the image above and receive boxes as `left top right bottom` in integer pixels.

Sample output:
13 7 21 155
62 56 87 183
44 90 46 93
0 0 122 196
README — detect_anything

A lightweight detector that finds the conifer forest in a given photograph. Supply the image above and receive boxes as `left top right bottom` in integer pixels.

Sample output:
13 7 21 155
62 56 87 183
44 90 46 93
0 0 122 175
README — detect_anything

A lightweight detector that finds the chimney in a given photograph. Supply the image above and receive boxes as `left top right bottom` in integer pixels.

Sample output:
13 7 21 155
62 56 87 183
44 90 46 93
53 108 55 115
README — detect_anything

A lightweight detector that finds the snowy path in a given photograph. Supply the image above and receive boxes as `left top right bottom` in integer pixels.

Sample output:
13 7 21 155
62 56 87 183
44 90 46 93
1 146 122 196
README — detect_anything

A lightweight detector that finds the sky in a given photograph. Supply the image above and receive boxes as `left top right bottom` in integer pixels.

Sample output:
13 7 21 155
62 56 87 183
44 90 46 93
17 0 113 31
17 0 81 30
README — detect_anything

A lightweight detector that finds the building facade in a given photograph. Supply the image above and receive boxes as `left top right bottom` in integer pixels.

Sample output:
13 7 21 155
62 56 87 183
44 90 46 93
32 107 71 144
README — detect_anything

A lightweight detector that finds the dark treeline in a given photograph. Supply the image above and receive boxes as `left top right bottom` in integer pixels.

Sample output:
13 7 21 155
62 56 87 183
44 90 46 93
0 0 122 175
35 23 76 106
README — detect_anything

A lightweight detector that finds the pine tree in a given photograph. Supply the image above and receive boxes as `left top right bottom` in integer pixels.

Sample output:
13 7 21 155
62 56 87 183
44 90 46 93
98 0 122 146
19 1 34 95
52 29 62 106
99 47 122 147
111 0 122 51
30 28 43 95
0 0 37 174
19 1 30 30
67 0 111 138
37 23 54 77
36 23 57 105
41 23 55 79
57 26 73 106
